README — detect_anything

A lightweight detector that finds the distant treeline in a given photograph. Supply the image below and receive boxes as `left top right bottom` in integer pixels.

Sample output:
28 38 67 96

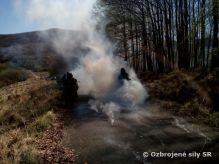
99 0 219 72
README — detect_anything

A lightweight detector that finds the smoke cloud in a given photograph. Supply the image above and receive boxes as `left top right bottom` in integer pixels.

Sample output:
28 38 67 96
16 0 149 123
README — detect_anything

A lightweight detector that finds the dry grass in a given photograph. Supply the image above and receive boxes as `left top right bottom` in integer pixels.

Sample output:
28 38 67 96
145 70 219 128
0 63 28 88
0 72 62 163
27 111 55 136
0 129 40 164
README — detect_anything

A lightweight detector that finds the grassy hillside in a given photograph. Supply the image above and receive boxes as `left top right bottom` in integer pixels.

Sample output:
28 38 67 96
0 29 89 75
144 70 219 127
0 72 62 163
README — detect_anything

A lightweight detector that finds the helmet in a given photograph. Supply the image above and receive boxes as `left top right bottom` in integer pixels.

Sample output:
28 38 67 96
121 68 126 74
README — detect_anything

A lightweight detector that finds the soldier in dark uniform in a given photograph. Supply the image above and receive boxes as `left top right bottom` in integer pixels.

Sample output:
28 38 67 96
62 72 79 107
118 68 131 85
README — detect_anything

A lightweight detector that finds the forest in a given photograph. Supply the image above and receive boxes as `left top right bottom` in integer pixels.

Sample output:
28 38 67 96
99 0 219 73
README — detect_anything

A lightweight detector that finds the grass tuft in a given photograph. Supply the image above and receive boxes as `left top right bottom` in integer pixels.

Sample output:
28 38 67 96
28 111 55 136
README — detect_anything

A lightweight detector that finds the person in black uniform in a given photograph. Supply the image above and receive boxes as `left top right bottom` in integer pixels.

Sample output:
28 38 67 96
62 72 79 107
118 68 131 86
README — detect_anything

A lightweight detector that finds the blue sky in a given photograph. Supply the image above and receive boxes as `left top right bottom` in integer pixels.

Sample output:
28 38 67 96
0 0 96 34
0 0 39 34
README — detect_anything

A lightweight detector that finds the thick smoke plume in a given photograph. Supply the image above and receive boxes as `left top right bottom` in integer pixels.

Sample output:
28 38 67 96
16 0 149 124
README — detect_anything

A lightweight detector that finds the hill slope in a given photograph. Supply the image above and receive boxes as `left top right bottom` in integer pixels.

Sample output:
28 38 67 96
0 29 89 75
0 72 76 163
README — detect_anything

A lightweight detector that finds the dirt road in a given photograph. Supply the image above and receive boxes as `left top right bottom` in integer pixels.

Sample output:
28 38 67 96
61 97 219 164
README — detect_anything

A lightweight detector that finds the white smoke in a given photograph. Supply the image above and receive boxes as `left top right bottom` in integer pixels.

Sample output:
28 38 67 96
116 70 148 106
73 42 119 97
89 100 120 125
15 0 149 123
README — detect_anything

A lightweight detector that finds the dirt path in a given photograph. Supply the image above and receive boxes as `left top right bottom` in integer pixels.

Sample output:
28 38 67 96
61 98 219 164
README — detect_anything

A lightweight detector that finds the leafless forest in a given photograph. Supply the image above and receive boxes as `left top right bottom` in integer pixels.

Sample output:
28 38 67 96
99 0 218 73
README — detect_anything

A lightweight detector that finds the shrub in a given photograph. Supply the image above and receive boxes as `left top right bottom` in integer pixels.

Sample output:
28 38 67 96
0 63 28 88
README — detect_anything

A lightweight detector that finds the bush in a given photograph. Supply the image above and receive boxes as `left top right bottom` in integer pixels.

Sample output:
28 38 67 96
0 63 28 88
